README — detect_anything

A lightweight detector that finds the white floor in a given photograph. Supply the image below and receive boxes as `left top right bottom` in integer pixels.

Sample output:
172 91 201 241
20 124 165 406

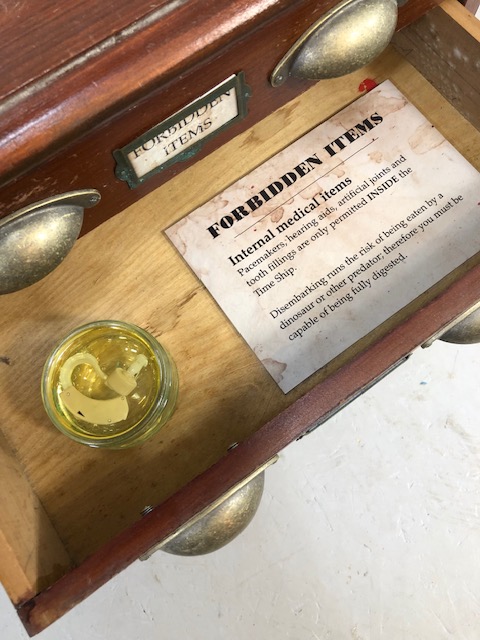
2 337 480 639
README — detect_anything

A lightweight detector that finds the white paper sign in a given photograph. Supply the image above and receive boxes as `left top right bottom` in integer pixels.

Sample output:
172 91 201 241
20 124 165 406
128 88 239 179
166 81 480 393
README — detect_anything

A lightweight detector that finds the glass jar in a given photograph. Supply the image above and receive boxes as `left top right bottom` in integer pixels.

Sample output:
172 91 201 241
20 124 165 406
41 320 178 448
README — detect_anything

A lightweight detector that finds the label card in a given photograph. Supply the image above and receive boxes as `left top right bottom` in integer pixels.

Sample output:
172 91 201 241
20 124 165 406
114 74 250 188
166 81 480 393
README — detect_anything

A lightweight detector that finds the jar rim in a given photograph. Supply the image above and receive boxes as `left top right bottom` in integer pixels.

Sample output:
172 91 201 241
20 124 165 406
41 320 178 448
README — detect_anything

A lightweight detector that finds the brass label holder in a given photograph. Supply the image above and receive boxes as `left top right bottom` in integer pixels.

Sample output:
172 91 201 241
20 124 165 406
114 73 251 189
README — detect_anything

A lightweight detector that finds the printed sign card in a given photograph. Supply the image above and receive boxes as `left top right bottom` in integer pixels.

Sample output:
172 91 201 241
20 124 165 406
166 81 480 393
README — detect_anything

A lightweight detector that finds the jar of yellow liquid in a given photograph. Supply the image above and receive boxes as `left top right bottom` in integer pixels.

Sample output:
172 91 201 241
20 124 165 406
41 320 178 448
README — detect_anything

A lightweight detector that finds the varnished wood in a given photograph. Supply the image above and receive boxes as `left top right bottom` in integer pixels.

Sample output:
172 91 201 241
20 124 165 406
438 0 480 36
0 0 339 184
0 0 440 233
0 432 72 605
0 1 177 100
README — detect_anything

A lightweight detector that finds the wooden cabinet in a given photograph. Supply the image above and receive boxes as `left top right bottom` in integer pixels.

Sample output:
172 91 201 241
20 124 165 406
0 0 437 233
0 0 479 635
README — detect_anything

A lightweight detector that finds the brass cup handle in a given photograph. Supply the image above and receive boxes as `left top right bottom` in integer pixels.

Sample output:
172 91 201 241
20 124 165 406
141 457 278 558
439 303 480 345
0 190 100 295
421 302 480 347
271 0 402 86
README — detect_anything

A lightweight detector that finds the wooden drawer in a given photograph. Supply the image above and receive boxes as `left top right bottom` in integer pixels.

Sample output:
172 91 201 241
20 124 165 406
1 0 479 635
0 0 437 235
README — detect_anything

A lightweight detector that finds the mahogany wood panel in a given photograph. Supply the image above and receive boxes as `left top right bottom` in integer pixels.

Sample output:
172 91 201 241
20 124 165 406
4 36 477 583
0 0 173 99
12 3 480 624
0 0 439 234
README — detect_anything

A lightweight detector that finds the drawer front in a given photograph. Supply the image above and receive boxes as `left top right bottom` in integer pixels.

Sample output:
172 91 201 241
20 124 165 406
0 0 439 236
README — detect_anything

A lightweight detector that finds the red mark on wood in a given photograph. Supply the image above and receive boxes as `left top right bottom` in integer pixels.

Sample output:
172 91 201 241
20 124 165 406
358 78 378 93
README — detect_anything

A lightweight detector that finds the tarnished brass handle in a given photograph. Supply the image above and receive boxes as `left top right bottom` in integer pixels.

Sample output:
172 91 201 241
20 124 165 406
439 304 480 344
0 190 100 295
271 0 401 86
422 302 480 347
141 457 277 558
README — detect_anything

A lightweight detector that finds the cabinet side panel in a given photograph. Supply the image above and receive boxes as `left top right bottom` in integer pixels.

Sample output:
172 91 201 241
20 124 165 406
0 432 72 605
392 0 480 131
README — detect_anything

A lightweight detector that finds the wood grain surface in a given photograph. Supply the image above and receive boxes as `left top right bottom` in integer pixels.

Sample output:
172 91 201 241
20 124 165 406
17 247 480 635
0 0 440 231
0 433 72 605
393 0 480 130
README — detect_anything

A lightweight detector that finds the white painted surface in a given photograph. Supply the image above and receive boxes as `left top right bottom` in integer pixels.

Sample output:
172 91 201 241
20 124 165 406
2 337 480 638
